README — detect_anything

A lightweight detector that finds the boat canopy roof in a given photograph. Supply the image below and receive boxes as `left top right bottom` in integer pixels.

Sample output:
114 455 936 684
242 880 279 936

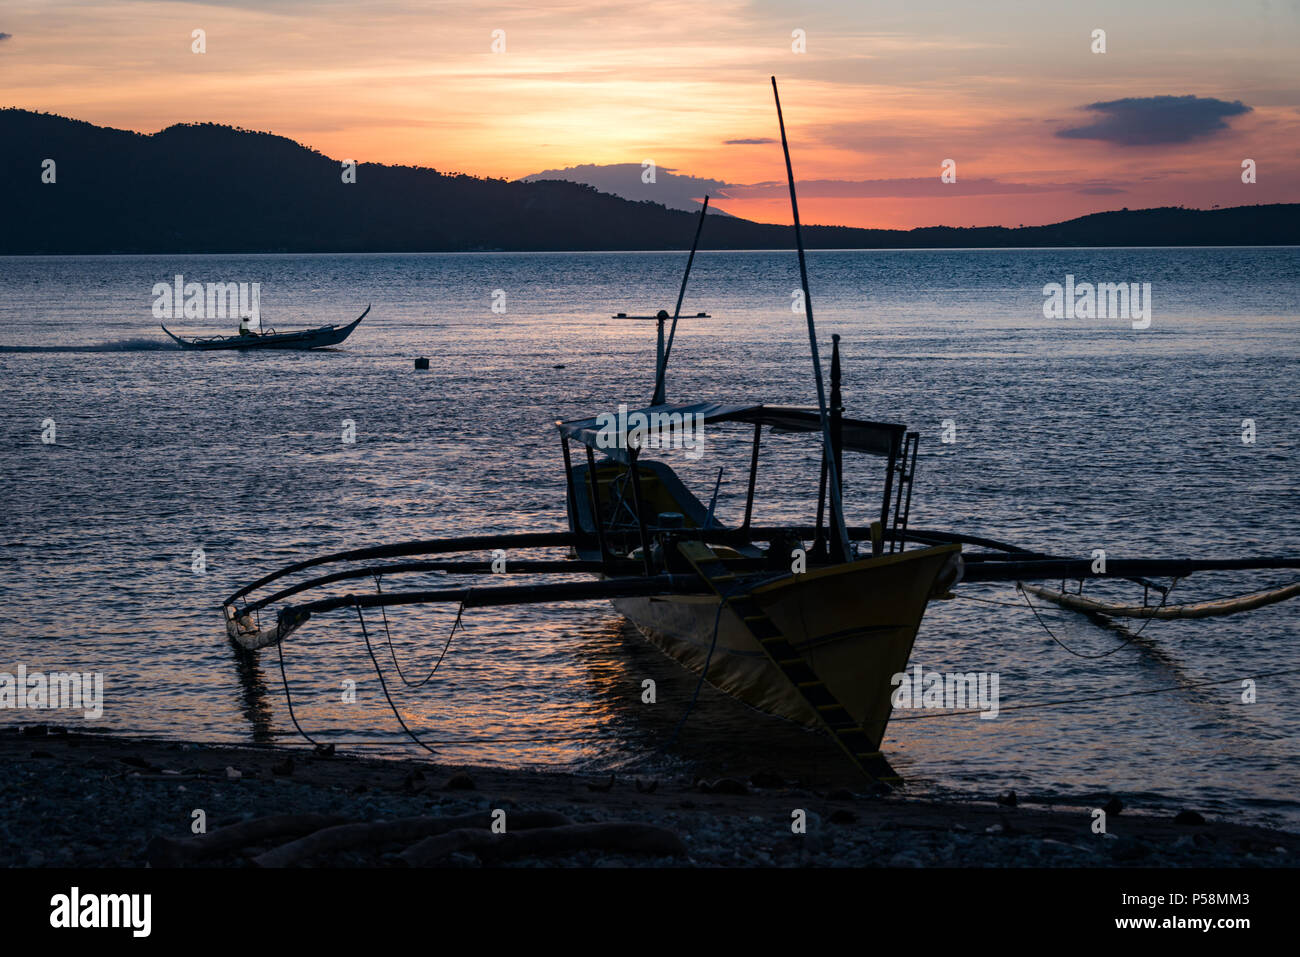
558 401 905 463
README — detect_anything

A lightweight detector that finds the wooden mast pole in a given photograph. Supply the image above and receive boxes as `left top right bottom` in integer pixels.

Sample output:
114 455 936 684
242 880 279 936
653 196 710 405
771 76 851 561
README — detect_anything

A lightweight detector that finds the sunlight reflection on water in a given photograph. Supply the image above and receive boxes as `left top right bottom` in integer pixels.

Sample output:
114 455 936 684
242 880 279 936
1 247 1298 825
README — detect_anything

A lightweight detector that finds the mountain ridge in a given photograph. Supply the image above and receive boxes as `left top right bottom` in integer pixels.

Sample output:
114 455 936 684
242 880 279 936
3 108 1297 254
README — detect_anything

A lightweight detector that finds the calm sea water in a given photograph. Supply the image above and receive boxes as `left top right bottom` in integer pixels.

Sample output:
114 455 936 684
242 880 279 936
2 248 1298 827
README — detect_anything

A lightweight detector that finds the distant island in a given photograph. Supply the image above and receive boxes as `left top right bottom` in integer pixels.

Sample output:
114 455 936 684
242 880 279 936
3 108 1297 254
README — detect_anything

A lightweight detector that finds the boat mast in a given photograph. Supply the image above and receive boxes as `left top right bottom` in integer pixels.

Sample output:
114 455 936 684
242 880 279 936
771 76 851 561
653 195 710 405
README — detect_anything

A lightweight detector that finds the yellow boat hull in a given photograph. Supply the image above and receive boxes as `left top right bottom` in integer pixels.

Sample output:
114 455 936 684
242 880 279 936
612 544 960 748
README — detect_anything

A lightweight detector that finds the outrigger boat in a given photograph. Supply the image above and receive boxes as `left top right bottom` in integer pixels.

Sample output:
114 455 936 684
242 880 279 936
221 82 1300 787
163 305 369 350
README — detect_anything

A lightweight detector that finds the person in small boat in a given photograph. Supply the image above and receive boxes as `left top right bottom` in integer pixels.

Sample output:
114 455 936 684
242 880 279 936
238 317 255 337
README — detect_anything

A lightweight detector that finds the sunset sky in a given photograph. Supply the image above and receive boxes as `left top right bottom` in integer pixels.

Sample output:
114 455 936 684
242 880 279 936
2 0 1298 228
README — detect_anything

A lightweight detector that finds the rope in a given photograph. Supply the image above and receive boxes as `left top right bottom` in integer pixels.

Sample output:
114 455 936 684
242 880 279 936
275 639 323 748
265 566 1287 759
269 609 1299 749
950 592 1031 609
1016 578 1179 658
890 665 1300 721
269 591 719 759
271 594 463 752
374 576 465 688
658 598 725 752
354 602 440 756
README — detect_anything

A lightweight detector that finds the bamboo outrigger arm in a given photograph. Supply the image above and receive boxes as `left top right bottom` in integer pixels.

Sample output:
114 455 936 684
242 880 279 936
221 520 1300 651
220 522 937 651
237 559 624 618
226 524 925 615
224 524 954 623
963 556 1300 582
224 531 580 605
223 530 580 649
226 574 712 651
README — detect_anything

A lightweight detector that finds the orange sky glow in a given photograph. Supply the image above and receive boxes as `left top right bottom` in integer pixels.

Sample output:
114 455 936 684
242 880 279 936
2 0 1298 229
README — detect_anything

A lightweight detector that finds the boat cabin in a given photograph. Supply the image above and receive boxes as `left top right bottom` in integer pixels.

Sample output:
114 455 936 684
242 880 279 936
556 401 919 570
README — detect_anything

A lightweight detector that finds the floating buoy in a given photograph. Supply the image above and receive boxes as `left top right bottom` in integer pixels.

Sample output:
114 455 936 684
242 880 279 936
414 357 429 370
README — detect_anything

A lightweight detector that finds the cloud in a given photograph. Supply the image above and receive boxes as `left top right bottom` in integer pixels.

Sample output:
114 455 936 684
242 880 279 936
1077 186 1127 195
1056 95 1252 146
518 163 729 213
723 137 776 145
0 32 12 41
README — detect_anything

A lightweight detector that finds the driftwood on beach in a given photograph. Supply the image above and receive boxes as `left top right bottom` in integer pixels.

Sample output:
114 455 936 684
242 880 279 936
399 822 690 866
251 810 575 867
146 813 354 867
144 805 686 867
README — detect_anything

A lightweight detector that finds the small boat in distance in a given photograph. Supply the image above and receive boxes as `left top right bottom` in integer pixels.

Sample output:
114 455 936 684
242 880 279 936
162 305 369 351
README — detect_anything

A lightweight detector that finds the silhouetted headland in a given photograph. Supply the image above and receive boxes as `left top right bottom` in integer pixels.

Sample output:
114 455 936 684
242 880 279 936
3 108 1297 254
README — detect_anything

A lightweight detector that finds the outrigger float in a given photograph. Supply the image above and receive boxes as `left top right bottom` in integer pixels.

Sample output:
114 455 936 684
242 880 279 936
222 81 1300 788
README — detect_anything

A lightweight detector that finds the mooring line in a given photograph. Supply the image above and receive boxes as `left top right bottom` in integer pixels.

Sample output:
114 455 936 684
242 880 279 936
657 598 726 753
271 624 1299 748
271 594 712 759
275 639 323 748
950 592 1030 609
273 570 1285 756
355 601 440 756
374 575 466 688
1016 578 1179 658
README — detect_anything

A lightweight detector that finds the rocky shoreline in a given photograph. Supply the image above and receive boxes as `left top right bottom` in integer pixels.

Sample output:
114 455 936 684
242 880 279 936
3 726 1296 868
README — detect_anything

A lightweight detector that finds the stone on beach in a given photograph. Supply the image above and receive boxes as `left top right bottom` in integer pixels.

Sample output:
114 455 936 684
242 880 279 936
444 772 476 791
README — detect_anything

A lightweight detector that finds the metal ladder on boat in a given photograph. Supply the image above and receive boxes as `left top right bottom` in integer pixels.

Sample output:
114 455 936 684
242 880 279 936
677 540 902 789
888 431 920 553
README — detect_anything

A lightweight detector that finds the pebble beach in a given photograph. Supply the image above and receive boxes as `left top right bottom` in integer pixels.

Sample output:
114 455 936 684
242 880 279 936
5 727 1296 869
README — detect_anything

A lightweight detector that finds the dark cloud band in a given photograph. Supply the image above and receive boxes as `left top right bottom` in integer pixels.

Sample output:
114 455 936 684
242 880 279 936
1057 95 1251 146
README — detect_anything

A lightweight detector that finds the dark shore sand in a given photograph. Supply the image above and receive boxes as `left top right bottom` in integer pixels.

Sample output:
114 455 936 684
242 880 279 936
3 726 1296 868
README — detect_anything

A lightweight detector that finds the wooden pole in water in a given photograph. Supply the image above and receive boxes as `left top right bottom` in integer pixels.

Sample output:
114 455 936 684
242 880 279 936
772 77 850 561
653 195 710 405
